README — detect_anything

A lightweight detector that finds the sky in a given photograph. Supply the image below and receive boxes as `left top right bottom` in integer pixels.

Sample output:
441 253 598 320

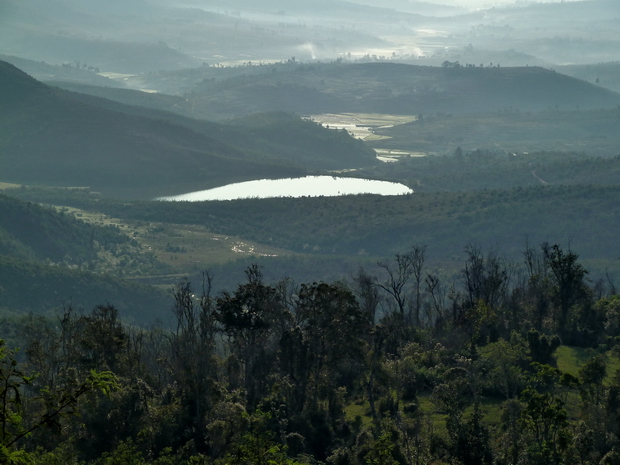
349 0 586 13
434 0 582 8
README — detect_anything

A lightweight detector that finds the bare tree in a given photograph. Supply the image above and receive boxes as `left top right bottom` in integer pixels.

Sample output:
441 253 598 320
523 239 550 331
425 273 446 327
377 245 426 324
411 245 427 326
463 244 509 312
169 272 218 447
353 267 380 324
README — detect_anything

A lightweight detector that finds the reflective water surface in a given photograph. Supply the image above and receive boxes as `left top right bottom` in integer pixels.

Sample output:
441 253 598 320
156 176 413 201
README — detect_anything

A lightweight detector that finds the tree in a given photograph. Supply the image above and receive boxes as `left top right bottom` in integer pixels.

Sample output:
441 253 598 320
377 246 426 324
579 354 606 406
462 244 509 313
353 267 380 324
523 239 551 331
222 410 302 465
19 305 147 459
410 246 427 327
527 330 560 366
597 295 620 337
519 364 574 465
216 265 290 407
73 304 128 373
519 386 570 465
0 340 116 463
277 327 310 416
424 273 446 329
166 273 219 453
363 430 400 465
543 243 589 336
480 334 529 399
295 282 366 410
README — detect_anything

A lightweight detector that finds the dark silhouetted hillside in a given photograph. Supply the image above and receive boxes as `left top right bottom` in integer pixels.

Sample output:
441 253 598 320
0 61 376 199
0 255 171 324
0 193 108 263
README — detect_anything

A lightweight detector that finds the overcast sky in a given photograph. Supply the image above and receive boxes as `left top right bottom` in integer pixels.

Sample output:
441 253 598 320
349 0 586 12
435 0 582 8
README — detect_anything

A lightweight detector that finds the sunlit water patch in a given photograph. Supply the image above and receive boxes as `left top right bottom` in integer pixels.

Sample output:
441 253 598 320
156 176 413 201
305 113 423 161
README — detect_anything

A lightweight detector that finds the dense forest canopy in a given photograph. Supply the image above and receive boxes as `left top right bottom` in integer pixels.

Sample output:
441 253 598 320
1 245 620 463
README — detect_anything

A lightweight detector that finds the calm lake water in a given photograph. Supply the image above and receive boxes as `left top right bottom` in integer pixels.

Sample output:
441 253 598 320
156 176 413 201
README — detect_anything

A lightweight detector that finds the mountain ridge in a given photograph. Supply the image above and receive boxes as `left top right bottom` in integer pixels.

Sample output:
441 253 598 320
0 61 377 199
111 61 620 120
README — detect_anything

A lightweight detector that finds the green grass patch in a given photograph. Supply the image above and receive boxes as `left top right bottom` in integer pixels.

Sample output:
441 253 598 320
346 392 514 438
417 394 448 435
475 397 503 428
555 345 620 383
344 401 372 427
555 345 596 377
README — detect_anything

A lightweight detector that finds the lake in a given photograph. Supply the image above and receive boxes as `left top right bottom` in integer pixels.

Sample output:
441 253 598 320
156 176 413 201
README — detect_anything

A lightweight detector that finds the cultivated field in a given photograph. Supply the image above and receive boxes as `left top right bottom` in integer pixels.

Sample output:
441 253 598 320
307 112 419 161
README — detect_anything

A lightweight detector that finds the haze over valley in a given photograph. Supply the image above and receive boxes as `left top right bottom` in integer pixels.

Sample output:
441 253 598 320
1 0 619 300
2 1 620 462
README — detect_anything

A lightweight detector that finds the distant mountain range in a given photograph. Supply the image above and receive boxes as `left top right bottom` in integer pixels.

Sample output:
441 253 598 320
50 60 620 120
7 50 617 121
3 0 618 72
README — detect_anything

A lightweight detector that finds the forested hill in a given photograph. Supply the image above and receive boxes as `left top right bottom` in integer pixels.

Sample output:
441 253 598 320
13 182 620 261
0 193 127 264
0 255 171 324
0 193 172 322
0 191 166 276
110 61 620 119
0 61 376 199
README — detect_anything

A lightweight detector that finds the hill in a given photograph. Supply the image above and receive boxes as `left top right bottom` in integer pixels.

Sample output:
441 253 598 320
10 182 620 262
364 108 620 158
0 192 174 323
359 150 620 193
0 255 172 325
559 62 620 94
0 193 121 264
0 192 166 274
117 62 620 120
0 61 377 199
0 54 124 88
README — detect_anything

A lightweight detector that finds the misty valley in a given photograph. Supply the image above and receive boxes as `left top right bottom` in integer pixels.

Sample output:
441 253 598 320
1 0 620 463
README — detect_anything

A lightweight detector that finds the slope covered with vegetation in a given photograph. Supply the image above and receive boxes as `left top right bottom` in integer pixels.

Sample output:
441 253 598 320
0 244 619 464
8 180 620 262
0 61 377 199
0 192 172 323
0 255 171 324
0 193 132 264
367 108 620 157
124 62 620 119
